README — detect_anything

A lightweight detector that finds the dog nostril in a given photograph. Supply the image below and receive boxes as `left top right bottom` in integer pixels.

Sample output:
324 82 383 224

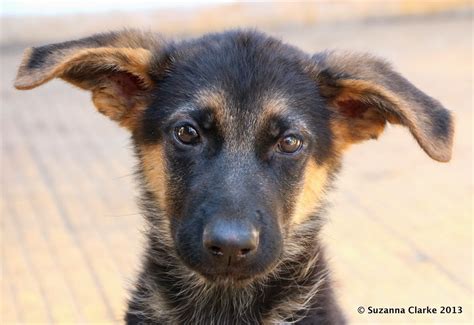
239 248 252 257
209 246 223 256
203 221 259 262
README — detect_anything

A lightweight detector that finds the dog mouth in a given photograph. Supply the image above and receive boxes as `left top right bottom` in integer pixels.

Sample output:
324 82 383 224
192 256 282 286
197 269 259 287
199 267 257 282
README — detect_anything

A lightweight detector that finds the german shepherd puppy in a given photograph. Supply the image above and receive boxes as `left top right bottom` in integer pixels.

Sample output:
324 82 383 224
14 29 453 324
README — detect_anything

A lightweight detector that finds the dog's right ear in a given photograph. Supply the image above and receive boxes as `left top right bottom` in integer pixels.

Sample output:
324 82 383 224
14 30 166 131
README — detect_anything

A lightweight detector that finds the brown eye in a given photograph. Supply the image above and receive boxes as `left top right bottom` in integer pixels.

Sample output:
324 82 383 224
277 135 302 154
175 124 200 145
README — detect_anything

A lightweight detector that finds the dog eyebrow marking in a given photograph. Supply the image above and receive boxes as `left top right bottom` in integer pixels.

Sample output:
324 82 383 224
164 88 227 130
257 92 312 136
195 87 228 122
261 91 290 117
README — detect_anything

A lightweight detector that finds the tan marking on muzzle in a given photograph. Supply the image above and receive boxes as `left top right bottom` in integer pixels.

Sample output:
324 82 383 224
291 159 328 225
140 144 167 211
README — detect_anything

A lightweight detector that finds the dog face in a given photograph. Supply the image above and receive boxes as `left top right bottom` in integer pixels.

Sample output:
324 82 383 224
135 34 337 281
15 30 454 284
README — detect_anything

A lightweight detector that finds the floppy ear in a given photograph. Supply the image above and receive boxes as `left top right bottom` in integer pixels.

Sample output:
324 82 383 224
311 51 454 162
14 30 166 131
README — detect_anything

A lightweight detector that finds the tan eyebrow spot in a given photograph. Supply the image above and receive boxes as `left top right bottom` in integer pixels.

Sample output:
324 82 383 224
194 88 228 123
259 92 290 123
263 93 289 113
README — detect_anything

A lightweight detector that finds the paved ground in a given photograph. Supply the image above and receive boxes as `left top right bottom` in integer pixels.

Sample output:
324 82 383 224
1 13 472 324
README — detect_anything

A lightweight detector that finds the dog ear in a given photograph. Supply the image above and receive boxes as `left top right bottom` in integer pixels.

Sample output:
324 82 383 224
14 30 166 131
311 51 454 162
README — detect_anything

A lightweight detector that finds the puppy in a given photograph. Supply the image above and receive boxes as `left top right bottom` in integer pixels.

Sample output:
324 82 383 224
15 29 453 324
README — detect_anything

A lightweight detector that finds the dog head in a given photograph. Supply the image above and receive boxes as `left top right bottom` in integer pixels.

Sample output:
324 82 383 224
15 29 454 283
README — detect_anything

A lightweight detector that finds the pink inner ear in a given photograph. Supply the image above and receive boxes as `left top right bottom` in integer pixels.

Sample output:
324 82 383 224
336 99 369 118
109 71 145 98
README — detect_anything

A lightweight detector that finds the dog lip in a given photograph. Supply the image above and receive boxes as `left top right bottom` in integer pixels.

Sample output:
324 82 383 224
199 268 255 281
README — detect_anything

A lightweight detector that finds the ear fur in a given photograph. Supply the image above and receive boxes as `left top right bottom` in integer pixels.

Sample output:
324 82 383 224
14 30 165 130
311 51 454 162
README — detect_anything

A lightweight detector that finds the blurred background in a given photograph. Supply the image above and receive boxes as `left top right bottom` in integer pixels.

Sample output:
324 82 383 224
1 0 472 324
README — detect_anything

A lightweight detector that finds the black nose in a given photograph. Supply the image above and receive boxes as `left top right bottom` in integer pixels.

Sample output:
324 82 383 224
203 220 259 265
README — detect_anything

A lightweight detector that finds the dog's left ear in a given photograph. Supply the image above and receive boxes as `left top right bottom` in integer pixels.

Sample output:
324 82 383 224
311 51 454 162
14 30 165 131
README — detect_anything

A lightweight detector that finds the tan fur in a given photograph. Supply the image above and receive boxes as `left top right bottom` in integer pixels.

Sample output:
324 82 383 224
194 87 228 126
292 159 328 225
110 29 162 50
334 79 402 124
15 47 152 90
325 78 454 162
315 49 454 162
345 79 454 163
329 111 386 152
140 144 168 211
91 82 149 130
15 47 153 131
14 29 160 90
327 79 390 149
256 93 292 138
20 47 151 89
261 93 289 117
195 88 227 110
15 31 153 130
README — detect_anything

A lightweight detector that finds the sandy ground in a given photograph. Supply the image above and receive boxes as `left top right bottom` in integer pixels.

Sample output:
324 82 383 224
1 8 473 324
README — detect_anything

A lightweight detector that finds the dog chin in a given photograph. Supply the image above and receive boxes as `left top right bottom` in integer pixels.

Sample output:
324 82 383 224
195 268 267 287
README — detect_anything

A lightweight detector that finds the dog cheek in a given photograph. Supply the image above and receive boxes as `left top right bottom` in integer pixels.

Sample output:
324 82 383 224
140 144 168 211
291 159 329 225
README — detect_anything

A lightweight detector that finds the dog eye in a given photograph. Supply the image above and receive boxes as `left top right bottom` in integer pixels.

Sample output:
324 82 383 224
277 135 302 154
175 124 200 145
